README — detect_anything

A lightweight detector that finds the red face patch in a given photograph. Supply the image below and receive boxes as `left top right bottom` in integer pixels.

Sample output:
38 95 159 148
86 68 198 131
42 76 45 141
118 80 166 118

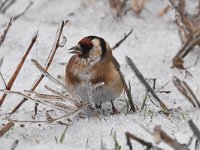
78 37 93 52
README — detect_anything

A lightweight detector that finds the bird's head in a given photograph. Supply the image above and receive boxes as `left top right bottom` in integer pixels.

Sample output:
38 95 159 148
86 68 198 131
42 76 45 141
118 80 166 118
69 36 111 64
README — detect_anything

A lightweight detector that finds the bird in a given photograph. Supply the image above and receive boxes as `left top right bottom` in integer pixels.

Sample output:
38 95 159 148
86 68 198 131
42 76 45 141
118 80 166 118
65 36 124 113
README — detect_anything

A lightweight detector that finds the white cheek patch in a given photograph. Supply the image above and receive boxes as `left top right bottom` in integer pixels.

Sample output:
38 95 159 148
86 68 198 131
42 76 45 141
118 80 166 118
87 39 102 65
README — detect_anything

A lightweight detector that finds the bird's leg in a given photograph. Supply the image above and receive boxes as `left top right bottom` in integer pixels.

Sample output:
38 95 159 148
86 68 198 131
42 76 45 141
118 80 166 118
110 101 119 115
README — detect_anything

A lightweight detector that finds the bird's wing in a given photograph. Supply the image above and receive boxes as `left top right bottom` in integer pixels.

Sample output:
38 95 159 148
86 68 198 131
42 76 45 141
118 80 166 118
111 56 120 71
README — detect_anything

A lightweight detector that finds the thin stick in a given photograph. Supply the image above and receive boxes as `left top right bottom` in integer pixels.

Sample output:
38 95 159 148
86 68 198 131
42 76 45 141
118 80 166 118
13 1 33 21
0 57 7 88
0 0 10 11
0 33 37 107
112 29 133 50
44 85 77 105
31 59 81 101
0 121 14 137
173 76 200 108
10 140 19 150
0 17 13 47
154 125 189 150
188 120 200 140
125 132 162 150
10 20 68 114
0 89 68 112
0 72 6 88
119 70 136 112
8 103 88 124
1 0 17 13
125 56 169 114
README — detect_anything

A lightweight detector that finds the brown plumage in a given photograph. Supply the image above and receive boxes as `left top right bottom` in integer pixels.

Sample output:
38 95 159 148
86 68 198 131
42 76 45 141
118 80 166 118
65 36 124 112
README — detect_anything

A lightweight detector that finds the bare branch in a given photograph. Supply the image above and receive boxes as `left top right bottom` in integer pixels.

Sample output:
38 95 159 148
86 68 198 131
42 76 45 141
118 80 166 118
125 132 163 150
0 121 14 137
0 57 7 88
131 0 145 16
154 125 189 150
188 120 200 140
0 17 13 47
0 89 69 112
10 20 68 114
1 0 17 14
13 1 33 21
10 139 19 150
112 29 133 50
0 32 37 107
172 76 200 108
125 56 169 114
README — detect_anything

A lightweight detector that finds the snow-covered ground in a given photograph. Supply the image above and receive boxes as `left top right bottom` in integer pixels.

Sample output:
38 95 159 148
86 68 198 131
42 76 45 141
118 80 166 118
0 0 200 149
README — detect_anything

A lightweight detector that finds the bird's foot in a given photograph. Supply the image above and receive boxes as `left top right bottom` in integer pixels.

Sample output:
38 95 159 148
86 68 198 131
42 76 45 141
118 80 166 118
110 101 120 115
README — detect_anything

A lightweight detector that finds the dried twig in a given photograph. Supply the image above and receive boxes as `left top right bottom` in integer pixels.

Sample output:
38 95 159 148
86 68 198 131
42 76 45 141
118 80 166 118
188 120 200 140
10 20 68 114
0 17 13 47
158 5 171 17
1 0 17 13
125 132 162 150
108 0 125 17
131 0 145 16
31 59 82 103
125 56 169 114
172 76 200 108
0 0 8 11
0 57 7 88
13 1 33 21
169 0 200 69
10 139 19 150
0 32 37 107
195 140 200 150
153 125 189 150
118 70 136 112
0 89 68 112
0 121 14 137
46 111 69 126
112 29 133 50
112 56 136 112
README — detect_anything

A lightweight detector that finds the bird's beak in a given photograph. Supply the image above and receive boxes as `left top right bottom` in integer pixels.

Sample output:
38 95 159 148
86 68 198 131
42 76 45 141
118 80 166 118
68 45 83 54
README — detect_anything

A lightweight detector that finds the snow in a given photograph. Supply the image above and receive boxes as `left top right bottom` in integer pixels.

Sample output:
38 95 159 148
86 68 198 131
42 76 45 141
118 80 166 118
0 0 200 150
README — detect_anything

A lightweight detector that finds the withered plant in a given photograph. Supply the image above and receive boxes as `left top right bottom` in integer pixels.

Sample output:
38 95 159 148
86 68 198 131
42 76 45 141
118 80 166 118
108 0 145 17
169 0 200 69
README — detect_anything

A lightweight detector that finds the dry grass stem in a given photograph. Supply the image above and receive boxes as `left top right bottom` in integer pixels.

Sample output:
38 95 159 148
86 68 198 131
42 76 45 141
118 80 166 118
31 59 82 104
0 57 7 88
0 17 13 47
10 20 68 114
125 132 161 150
0 0 17 13
0 121 14 137
172 76 200 108
24 90 63 101
169 0 200 69
108 0 125 17
0 89 69 112
131 0 145 16
13 1 33 21
154 125 189 150
10 140 19 150
44 85 80 107
0 32 37 107
188 120 200 140
112 29 133 50
126 56 169 114
158 5 171 17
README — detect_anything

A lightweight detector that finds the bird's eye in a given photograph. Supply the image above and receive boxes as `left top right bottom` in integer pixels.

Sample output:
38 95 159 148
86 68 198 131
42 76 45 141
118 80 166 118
80 43 93 52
